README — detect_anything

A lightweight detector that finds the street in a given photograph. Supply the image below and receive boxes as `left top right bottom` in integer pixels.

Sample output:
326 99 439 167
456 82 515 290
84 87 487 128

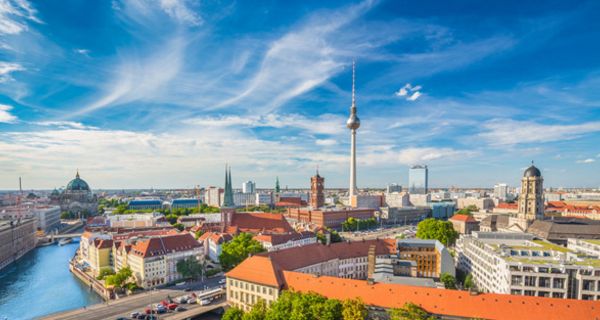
42 276 226 320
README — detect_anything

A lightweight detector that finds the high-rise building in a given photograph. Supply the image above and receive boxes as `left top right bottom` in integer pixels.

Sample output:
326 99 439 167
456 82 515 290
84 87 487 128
408 165 428 194
310 170 324 209
242 181 255 194
494 183 509 201
346 61 360 198
386 183 402 193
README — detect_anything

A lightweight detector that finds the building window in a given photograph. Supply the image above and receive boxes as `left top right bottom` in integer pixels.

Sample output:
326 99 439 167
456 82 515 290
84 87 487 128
524 276 536 287
524 290 536 296
583 280 595 291
552 292 563 299
539 277 550 288
553 278 564 289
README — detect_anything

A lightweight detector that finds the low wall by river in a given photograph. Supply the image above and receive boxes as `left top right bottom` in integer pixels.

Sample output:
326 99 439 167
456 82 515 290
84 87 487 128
69 256 113 300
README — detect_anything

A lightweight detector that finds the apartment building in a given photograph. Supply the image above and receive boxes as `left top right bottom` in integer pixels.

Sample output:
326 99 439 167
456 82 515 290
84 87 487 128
397 239 455 278
456 232 600 300
0 218 37 271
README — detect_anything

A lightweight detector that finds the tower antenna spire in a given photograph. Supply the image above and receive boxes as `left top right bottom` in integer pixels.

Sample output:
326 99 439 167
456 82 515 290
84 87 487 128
351 59 356 111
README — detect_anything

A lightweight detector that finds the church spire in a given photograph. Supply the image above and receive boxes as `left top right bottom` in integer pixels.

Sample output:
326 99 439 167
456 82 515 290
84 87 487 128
76 169 80 179
223 164 235 207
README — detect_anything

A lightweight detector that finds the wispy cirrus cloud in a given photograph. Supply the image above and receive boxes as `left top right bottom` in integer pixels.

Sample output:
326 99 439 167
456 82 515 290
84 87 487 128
576 158 595 164
0 104 18 123
479 119 600 146
0 61 24 82
182 113 345 135
0 0 42 34
159 0 202 26
33 121 98 130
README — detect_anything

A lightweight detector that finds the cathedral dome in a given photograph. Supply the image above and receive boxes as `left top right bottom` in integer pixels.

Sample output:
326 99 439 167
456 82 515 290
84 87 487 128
523 165 541 178
66 171 90 191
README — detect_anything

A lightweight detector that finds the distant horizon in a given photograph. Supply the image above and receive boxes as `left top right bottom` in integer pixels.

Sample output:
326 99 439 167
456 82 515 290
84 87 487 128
1 0 599 189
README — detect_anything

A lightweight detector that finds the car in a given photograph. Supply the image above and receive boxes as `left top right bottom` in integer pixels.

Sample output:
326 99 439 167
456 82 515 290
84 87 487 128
136 315 146 320
218 278 226 284
199 299 211 306
167 303 179 310
130 312 140 318
115 318 129 320
183 288 191 292
176 306 187 312
188 298 197 304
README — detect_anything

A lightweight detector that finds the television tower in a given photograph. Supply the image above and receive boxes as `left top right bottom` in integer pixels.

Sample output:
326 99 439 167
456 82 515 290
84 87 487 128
346 61 360 198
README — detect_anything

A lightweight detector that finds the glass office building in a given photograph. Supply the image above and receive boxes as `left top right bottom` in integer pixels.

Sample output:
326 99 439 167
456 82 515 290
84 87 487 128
409 165 428 194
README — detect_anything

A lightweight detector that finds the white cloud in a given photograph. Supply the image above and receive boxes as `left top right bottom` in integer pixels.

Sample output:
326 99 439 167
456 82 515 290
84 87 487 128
75 49 90 56
479 119 600 146
183 113 346 135
576 158 595 164
0 104 17 123
395 83 422 101
397 147 471 165
0 0 41 34
212 0 377 112
33 121 98 130
315 139 337 146
159 0 202 26
0 61 24 82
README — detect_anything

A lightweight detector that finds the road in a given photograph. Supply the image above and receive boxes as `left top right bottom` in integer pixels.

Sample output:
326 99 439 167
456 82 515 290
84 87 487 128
340 225 417 241
42 276 225 320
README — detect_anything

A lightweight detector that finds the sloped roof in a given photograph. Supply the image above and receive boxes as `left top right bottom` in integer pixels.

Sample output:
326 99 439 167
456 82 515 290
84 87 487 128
449 214 477 223
230 212 294 234
282 271 599 320
226 255 284 287
130 233 201 258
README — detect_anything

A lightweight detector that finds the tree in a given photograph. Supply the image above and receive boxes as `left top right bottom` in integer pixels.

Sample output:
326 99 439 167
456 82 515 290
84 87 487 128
96 267 115 280
342 298 367 320
464 273 474 290
165 214 179 225
219 233 265 270
440 273 457 289
173 223 185 231
455 205 478 216
223 307 245 320
416 218 459 246
194 229 204 240
176 257 204 280
243 299 267 320
389 302 435 320
105 266 133 288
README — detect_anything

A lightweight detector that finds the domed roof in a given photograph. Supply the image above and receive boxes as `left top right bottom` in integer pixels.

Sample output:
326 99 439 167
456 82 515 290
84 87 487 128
66 171 90 191
523 164 541 177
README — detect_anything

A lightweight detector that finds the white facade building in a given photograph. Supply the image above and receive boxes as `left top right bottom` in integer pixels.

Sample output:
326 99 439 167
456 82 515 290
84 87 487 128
242 181 256 194
456 232 600 300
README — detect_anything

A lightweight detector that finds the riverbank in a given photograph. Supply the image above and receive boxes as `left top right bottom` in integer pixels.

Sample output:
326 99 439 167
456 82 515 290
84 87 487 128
0 241 103 320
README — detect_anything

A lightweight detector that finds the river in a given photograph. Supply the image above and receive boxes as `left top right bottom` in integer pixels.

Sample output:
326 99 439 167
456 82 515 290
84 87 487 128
0 240 103 320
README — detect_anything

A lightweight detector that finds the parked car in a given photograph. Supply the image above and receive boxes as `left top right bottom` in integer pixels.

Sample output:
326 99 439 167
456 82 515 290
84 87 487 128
218 278 226 284
130 312 140 318
183 288 191 292
167 303 179 310
199 299 211 306
176 306 187 312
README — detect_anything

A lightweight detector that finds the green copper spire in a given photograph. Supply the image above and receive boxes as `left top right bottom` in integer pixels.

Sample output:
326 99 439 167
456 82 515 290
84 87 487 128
223 165 235 207
275 176 281 193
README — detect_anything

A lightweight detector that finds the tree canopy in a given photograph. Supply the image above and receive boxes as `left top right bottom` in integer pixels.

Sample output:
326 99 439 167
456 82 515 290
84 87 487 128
176 257 204 280
389 302 436 320
342 217 377 231
104 266 133 288
440 273 457 289
416 218 459 246
455 204 478 216
219 233 265 270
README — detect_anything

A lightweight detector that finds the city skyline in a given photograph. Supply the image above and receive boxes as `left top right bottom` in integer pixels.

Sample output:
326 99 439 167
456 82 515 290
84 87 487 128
1 0 600 189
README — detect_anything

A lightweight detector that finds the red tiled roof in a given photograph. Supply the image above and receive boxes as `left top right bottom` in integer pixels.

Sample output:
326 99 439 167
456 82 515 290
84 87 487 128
257 239 395 271
497 202 518 210
130 233 200 258
94 239 113 249
449 214 477 223
282 272 600 320
226 255 284 288
230 212 294 234
253 231 315 246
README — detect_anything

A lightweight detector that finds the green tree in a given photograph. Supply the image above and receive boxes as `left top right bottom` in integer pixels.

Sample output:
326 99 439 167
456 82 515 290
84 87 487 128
440 273 457 289
194 229 204 240
464 273 474 290
219 233 265 270
176 257 204 280
416 218 459 246
342 298 367 320
389 302 436 320
96 267 115 280
223 307 245 320
243 299 267 320
105 266 133 288
165 213 179 225
173 223 185 231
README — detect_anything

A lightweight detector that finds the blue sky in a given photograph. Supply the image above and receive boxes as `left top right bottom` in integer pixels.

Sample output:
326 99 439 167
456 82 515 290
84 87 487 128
1 0 599 190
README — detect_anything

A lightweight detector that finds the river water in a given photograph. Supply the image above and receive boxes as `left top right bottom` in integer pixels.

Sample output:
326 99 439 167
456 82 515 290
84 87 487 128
0 240 103 320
